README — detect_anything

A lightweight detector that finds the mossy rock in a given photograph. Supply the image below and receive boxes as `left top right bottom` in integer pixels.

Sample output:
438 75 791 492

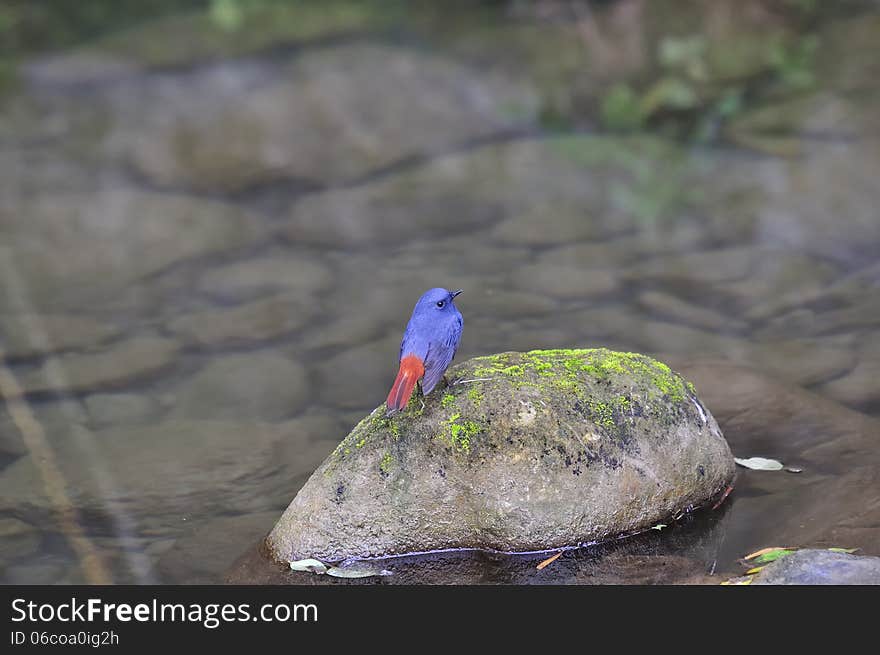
266 348 735 563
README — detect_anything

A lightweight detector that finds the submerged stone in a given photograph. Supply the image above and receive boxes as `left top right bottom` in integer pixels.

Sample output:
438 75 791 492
266 348 735 563
751 549 880 585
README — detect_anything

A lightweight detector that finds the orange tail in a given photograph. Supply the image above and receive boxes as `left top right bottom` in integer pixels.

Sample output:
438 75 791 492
386 354 425 414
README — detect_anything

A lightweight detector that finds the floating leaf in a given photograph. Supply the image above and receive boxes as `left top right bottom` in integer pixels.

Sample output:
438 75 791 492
325 564 391 578
651 524 667 531
712 485 734 510
744 546 788 560
746 566 765 575
735 457 784 471
289 558 328 574
827 547 859 554
536 551 563 570
784 466 804 473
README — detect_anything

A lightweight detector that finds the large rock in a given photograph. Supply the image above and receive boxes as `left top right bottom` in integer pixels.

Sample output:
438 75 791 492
266 348 734 563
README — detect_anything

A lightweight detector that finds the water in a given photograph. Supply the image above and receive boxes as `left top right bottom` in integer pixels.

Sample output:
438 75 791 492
1 0 879 584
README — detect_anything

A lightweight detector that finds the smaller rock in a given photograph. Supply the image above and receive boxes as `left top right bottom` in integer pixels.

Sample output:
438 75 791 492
84 393 160 427
534 239 644 271
817 331 880 411
465 288 560 319
624 246 756 284
170 352 308 420
491 206 631 246
23 52 140 87
758 293 880 338
197 254 334 303
0 407 28 462
747 337 856 388
509 264 618 301
0 517 41 560
637 290 747 332
751 549 880 585
621 318 746 357
3 558 69 585
18 336 180 394
168 294 317 347
0 314 119 359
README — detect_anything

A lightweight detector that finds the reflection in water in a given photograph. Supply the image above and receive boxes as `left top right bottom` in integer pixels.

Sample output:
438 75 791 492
0 0 879 584
0 247 153 584
226 496 737 585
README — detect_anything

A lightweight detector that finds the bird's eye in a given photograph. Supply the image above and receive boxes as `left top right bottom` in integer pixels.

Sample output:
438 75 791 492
436 300 445 308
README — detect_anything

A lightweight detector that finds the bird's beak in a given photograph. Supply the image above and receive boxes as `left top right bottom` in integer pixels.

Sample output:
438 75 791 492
451 289 463 298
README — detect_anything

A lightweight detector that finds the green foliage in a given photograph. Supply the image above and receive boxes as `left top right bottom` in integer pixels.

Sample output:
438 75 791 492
550 134 701 225
0 0 204 56
658 35 708 81
0 0 204 91
598 24 820 144
768 34 819 90
209 0 244 31
599 84 644 131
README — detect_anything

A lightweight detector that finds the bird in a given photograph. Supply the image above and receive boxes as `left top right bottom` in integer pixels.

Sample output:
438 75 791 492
385 288 463 416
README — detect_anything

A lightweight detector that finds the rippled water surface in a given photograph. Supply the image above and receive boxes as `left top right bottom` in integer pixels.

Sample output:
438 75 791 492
1 0 879 584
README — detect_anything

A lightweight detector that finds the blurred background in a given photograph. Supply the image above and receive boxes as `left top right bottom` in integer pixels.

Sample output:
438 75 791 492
0 0 879 584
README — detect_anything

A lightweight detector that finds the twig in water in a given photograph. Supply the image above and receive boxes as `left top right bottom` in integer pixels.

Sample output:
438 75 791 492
537 551 563 570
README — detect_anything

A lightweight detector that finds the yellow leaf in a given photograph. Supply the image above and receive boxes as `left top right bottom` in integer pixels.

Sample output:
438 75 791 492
744 546 789 560
746 566 765 575
536 551 563 570
721 576 754 585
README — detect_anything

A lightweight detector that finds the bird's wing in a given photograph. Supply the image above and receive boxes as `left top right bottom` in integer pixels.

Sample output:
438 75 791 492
398 320 425 359
422 316 462 394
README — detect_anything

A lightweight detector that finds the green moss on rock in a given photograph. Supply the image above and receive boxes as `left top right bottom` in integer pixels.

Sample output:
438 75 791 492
469 348 692 405
436 412 483 454
379 452 395 477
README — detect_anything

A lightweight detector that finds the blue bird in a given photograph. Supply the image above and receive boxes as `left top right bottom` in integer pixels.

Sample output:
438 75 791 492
385 288 463 415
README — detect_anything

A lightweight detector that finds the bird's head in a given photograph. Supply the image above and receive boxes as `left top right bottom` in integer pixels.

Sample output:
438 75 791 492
414 287 463 316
